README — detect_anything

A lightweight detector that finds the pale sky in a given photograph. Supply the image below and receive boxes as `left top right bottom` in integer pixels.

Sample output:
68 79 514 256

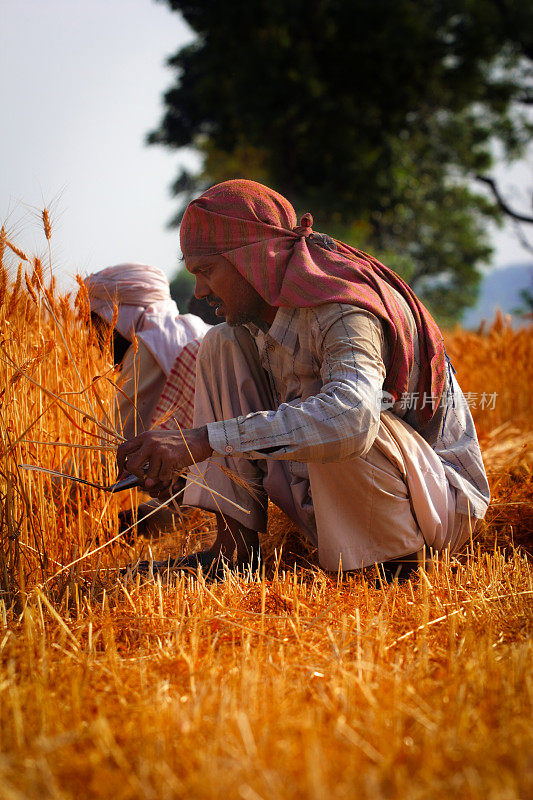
1 0 531 293
1 0 198 288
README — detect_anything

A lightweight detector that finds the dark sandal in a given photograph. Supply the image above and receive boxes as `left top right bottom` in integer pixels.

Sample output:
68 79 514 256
375 553 420 586
235 544 262 575
121 550 228 581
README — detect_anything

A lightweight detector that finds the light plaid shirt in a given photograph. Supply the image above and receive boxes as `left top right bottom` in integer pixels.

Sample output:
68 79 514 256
207 299 490 519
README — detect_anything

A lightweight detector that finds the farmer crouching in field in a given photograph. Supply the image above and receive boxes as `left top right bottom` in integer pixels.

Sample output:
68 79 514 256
85 263 211 534
85 263 210 439
117 180 490 581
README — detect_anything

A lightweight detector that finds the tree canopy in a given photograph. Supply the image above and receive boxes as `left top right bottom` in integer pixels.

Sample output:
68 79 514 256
149 0 532 324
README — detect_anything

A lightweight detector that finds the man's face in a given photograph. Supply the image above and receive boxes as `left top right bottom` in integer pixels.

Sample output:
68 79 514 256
187 254 275 327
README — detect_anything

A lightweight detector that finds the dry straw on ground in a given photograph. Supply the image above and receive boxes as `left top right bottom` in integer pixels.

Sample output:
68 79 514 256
0 218 531 800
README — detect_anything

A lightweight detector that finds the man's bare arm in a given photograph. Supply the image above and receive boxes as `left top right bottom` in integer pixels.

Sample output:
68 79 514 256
116 426 213 494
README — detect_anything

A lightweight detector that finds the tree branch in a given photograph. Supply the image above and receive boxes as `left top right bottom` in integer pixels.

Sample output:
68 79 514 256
512 219 533 256
477 176 533 224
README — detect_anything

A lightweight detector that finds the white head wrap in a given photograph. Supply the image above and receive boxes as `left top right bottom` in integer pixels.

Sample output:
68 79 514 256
84 263 209 375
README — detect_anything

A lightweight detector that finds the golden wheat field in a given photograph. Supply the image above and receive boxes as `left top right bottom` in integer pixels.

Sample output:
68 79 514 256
0 216 532 800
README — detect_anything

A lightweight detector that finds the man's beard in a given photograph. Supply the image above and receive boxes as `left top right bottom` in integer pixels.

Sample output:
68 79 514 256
207 294 269 328
227 308 264 327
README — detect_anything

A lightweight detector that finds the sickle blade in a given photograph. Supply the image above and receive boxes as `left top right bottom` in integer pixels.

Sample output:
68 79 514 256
18 463 143 492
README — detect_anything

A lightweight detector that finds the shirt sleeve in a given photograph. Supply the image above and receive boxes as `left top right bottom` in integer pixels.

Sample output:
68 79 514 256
207 305 387 463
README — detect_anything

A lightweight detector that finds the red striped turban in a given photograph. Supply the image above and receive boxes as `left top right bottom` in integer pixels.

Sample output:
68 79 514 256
180 179 445 424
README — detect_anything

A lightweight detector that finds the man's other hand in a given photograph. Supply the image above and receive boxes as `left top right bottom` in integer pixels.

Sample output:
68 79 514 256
116 426 212 496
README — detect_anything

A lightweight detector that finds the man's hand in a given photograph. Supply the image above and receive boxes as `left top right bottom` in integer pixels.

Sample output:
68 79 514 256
116 426 212 496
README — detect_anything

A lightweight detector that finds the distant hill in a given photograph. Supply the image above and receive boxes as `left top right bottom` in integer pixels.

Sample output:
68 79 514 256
462 263 533 329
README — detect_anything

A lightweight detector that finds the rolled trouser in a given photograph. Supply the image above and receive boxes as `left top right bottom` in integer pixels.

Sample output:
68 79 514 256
183 324 473 570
